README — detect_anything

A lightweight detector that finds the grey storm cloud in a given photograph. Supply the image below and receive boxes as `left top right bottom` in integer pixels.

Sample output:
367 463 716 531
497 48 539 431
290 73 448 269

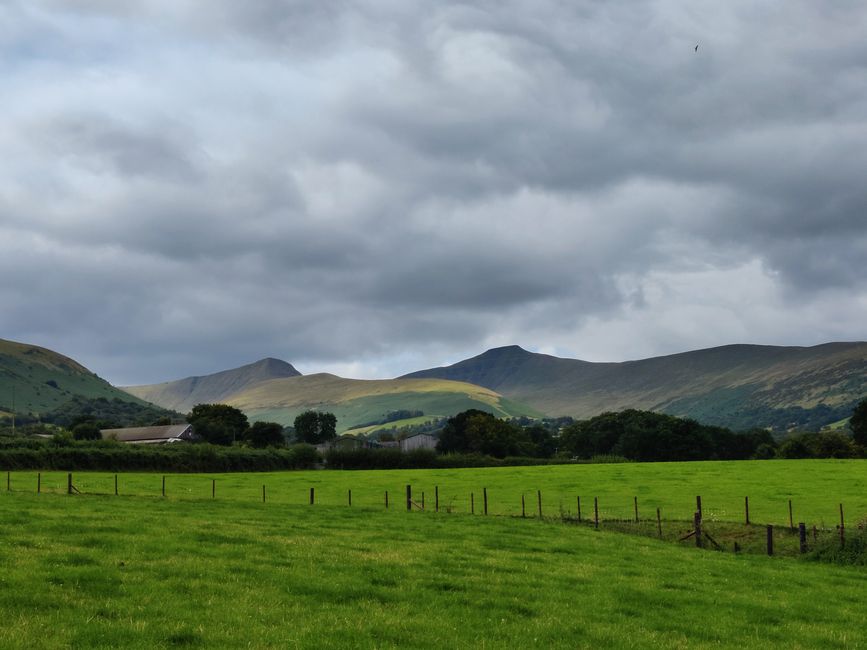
1 0 866 383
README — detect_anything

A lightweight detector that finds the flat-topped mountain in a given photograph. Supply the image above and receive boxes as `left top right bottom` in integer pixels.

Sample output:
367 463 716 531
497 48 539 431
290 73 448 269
402 342 867 430
0 338 150 417
124 358 301 413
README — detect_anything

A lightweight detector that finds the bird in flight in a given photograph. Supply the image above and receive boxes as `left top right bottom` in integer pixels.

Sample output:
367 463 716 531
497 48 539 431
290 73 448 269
694 43 699 52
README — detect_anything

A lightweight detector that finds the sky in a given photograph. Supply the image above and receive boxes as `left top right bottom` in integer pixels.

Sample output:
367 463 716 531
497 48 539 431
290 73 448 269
2 1 867 385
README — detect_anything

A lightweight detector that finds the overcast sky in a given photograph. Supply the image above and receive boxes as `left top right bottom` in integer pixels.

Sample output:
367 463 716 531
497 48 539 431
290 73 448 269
2 1 866 385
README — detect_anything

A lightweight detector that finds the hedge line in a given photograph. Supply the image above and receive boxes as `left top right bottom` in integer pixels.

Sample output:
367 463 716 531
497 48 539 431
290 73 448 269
323 448 585 470
0 442 320 472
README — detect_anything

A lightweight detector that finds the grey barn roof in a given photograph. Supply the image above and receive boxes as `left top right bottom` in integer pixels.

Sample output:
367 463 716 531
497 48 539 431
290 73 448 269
100 424 196 444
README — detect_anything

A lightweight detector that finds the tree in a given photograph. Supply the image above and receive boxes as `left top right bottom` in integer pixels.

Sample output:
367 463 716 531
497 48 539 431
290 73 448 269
437 409 493 454
437 409 532 458
850 398 867 447
187 404 249 446
72 422 102 441
245 421 285 448
293 411 337 444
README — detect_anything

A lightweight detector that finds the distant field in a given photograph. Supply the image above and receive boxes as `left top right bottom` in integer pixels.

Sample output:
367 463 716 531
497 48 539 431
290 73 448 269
345 415 438 435
7 459 867 527
1 484 866 648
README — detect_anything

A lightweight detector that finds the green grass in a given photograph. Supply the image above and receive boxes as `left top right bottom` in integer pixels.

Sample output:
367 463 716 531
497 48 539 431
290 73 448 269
6 459 867 527
825 417 852 431
1 485 866 648
345 415 439 435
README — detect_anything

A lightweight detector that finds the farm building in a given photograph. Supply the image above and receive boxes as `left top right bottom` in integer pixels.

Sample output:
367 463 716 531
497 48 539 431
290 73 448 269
399 432 438 452
316 434 372 452
100 424 198 445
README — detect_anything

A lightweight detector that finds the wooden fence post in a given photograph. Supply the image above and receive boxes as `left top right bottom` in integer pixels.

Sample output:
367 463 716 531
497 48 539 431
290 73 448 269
115 474 118 496
695 512 703 549
594 497 599 529
435 486 439 513
470 493 474 515
37 473 41 494
766 525 774 556
6 471 9 491
840 503 845 548
696 495 702 520
262 485 266 503
788 499 794 531
212 479 215 499
310 487 315 505
68 473 73 495
348 489 352 506
799 523 807 554
385 491 389 509
161 475 165 497
656 507 662 538
537 490 542 518
521 494 526 518
744 496 750 525
483 488 488 515
406 485 412 511
633 496 639 523
422 492 425 510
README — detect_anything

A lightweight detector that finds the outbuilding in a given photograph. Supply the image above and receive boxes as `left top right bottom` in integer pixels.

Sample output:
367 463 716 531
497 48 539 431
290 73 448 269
100 424 198 445
398 432 438 452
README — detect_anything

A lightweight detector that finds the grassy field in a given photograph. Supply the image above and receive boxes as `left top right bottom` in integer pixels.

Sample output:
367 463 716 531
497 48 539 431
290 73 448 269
1 484 866 648
345 415 439 436
6 459 867 527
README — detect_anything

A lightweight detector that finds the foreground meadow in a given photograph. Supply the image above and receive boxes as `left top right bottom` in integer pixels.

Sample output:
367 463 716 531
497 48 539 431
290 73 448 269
8 459 867 526
1 488 865 648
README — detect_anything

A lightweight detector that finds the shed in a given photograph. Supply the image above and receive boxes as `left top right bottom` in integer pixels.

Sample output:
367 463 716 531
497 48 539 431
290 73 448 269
399 432 438 452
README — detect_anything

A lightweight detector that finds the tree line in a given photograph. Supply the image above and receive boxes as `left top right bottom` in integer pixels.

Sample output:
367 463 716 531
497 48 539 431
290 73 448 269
435 399 867 462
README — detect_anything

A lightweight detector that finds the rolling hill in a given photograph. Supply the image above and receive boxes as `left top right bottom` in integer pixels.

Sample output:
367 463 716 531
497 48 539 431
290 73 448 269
125 363 540 431
402 343 867 431
124 358 301 413
0 338 153 418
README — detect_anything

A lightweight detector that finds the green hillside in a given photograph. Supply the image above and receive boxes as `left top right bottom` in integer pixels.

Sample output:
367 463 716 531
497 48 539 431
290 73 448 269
403 343 867 431
0 338 151 418
227 374 541 431
124 358 301 413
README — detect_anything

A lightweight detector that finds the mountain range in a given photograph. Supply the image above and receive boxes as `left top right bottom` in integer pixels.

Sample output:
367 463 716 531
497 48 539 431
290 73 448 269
403 343 867 430
4 336 866 432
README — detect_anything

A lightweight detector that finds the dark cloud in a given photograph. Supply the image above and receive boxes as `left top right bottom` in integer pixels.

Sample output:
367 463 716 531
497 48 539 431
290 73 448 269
1 1 866 383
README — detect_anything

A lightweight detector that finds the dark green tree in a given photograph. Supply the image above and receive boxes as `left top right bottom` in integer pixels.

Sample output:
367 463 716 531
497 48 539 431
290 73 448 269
437 410 532 458
293 411 337 444
245 421 286 448
850 398 867 447
188 404 249 446
72 422 102 441
437 409 493 454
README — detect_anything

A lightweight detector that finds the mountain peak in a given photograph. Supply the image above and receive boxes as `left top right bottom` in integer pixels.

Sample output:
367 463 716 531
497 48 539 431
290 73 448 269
483 345 529 355
124 356 301 412
248 357 301 376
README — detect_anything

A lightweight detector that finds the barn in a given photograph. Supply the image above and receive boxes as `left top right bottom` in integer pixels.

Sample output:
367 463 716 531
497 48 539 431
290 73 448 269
398 432 438 452
100 424 198 445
